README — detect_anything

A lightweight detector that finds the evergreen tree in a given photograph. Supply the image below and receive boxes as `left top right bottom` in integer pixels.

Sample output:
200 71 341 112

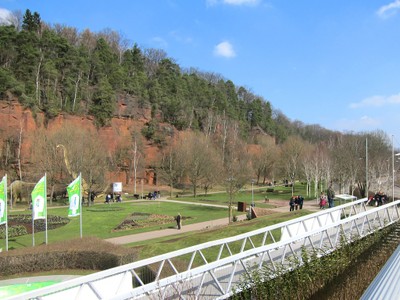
90 77 115 126
22 9 41 34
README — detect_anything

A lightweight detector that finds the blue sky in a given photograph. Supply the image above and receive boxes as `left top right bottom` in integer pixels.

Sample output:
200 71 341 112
1 0 400 147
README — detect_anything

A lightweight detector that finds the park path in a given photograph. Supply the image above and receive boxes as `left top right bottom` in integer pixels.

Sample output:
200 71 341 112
105 198 320 245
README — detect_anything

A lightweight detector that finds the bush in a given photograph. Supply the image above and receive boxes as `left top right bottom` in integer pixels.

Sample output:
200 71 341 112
233 225 393 299
0 237 137 276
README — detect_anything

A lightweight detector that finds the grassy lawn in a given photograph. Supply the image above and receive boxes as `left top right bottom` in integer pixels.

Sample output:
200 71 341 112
4 200 230 250
2 183 317 250
128 209 312 263
172 183 314 206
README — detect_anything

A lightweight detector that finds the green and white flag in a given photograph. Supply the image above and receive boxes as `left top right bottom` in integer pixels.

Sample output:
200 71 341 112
67 175 81 217
0 175 7 225
32 175 47 220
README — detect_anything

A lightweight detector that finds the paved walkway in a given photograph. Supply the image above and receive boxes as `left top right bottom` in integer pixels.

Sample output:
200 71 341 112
105 198 321 245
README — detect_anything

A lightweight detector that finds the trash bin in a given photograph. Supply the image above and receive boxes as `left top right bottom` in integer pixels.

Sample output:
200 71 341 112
238 201 247 212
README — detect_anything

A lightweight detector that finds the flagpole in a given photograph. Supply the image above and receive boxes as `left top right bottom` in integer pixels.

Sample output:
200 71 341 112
45 173 48 245
5 175 8 252
79 173 82 238
32 194 35 247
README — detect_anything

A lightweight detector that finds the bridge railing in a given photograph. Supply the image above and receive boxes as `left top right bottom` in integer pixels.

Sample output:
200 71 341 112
122 200 400 299
12 198 399 300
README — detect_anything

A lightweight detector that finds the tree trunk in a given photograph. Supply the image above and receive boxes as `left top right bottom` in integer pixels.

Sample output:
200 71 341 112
36 53 43 106
17 121 23 180
72 71 81 112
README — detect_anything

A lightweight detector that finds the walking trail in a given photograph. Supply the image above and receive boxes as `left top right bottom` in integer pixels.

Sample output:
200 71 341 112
105 198 320 245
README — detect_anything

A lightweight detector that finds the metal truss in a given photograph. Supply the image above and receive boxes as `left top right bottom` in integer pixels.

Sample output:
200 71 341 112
11 199 400 300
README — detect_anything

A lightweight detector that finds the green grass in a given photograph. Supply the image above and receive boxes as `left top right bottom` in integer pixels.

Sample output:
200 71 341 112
2 183 316 253
3 200 229 250
172 184 313 207
128 209 311 262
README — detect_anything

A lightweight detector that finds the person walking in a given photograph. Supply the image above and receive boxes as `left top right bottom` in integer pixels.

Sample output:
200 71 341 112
298 195 304 209
289 197 295 211
327 186 335 208
176 213 182 229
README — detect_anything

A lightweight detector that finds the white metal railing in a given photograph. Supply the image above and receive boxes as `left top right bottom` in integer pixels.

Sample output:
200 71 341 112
10 199 400 300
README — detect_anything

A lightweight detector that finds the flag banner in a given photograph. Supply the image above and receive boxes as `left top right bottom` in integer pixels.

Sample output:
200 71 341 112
67 175 81 217
32 176 46 220
0 176 6 225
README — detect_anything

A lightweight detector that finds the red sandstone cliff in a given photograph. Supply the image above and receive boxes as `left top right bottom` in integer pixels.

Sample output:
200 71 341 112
0 100 162 189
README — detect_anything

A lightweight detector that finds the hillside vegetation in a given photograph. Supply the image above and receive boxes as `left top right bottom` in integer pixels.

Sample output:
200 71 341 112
0 10 396 202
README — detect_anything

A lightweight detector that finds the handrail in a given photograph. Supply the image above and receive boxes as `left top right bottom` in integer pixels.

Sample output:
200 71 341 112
12 198 396 300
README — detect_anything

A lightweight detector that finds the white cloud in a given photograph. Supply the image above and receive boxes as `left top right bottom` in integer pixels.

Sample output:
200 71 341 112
377 0 400 19
206 0 261 7
349 93 400 109
0 8 13 25
213 41 236 58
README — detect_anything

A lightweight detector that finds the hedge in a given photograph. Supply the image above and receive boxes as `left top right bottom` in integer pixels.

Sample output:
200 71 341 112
0 237 137 276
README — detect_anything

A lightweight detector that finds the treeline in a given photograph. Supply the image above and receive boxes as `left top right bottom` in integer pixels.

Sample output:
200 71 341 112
0 9 308 141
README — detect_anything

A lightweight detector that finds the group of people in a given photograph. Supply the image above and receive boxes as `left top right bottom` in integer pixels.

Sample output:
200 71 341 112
289 195 304 211
319 186 335 209
104 193 122 203
146 191 161 200
366 191 388 207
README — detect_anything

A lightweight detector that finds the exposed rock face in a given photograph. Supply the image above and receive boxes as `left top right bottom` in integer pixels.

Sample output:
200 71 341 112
0 100 160 187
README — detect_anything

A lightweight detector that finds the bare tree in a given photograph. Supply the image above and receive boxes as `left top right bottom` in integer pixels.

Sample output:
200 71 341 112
52 24 79 45
302 142 331 198
279 136 307 196
131 130 144 194
143 48 167 78
157 137 186 197
302 144 315 197
220 122 251 223
55 125 109 204
30 128 67 205
17 120 23 180
180 132 220 197
331 134 363 195
250 136 278 185
361 131 391 196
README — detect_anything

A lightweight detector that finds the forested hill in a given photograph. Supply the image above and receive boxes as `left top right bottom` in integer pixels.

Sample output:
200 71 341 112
0 9 336 144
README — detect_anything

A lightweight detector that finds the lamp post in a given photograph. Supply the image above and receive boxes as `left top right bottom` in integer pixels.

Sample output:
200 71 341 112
392 135 395 201
251 179 255 208
366 138 368 198
395 152 400 201
390 135 400 201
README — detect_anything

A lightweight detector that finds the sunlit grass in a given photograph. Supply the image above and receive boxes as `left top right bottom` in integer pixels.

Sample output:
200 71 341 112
4 201 229 250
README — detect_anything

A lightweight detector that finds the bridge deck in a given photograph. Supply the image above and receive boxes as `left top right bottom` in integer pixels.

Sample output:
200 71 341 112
9 199 400 300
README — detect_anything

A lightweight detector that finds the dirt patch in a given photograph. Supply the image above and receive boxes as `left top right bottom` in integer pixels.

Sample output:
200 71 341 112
252 207 279 217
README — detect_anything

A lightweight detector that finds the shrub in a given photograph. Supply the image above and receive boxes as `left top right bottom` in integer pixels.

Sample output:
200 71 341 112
0 237 137 276
233 225 393 299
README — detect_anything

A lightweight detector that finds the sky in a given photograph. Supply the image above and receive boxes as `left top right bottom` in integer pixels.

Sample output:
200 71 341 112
1 0 400 148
